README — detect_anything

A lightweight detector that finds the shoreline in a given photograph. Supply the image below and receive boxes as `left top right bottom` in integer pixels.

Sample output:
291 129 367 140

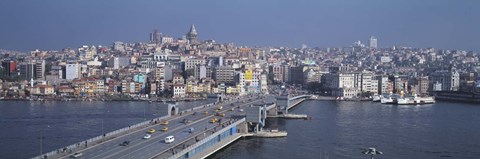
0 97 209 102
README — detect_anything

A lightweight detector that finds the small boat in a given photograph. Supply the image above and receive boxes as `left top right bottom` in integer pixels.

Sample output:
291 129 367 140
372 95 381 102
380 96 395 104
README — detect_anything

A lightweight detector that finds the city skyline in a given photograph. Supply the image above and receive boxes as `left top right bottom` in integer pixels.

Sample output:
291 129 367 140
0 0 479 52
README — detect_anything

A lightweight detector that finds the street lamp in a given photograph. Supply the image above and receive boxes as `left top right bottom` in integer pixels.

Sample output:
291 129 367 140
102 110 110 135
362 147 383 159
40 125 51 156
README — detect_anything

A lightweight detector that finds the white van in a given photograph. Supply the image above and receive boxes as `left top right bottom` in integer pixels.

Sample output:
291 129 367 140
165 136 175 144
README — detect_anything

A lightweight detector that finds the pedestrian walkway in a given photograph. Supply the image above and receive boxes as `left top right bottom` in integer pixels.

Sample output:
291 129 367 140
188 133 244 159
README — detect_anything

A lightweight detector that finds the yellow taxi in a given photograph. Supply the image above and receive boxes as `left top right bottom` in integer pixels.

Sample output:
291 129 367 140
209 118 218 123
203 111 209 115
147 129 156 134
216 113 225 117
160 121 169 125
161 127 169 132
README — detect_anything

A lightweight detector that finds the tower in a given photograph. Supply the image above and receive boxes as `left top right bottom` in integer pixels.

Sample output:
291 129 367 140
187 24 198 44
369 36 378 49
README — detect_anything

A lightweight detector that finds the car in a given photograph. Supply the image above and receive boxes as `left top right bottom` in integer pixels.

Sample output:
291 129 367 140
160 121 169 125
239 109 244 112
165 136 175 144
147 129 156 134
188 127 195 133
203 111 209 115
70 152 83 158
143 134 151 139
230 103 234 106
183 118 191 124
161 127 169 131
216 113 225 117
120 141 130 146
210 118 218 123
217 106 223 110
230 108 235 111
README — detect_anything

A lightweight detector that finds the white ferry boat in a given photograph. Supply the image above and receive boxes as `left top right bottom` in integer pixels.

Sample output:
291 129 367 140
397 95 435 105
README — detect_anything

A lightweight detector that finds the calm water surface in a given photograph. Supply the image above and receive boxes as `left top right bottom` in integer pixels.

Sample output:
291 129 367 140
0 100 214 159
209 101 480 159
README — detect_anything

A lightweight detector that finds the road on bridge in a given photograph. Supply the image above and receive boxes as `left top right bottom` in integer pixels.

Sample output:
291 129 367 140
57 94 273 159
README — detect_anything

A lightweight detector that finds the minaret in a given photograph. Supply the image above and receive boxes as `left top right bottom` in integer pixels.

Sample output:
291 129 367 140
187 24 198 44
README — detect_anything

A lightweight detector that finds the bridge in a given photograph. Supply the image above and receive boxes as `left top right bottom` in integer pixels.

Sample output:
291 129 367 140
33 94 311 159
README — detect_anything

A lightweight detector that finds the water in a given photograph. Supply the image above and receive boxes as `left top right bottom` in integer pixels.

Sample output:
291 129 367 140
209 101 480 159
0 99 215 159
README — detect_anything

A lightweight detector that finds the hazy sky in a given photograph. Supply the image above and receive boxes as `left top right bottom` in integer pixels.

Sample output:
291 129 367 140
0 0 479 51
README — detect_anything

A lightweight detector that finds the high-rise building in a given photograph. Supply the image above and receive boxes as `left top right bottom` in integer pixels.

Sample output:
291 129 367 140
377 75 390 95
35 60 45 80
269 64 288 83
214 66 235 85
417 76 429 96
289 65 304 85
150 29 162 43
2 60 16 78
194 65 211 80
20 62 35 80
186 24 198 44
369 36 378 48
65 63 81 80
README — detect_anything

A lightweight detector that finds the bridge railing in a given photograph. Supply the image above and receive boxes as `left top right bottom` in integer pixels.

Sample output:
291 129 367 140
167 118 246 159
31 114 171 159
32 101 219 159
178 97 239 115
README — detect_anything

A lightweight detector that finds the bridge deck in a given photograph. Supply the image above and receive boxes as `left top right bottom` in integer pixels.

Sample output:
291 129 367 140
35 95 270 159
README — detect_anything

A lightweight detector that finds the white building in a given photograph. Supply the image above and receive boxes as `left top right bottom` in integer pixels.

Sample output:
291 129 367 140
109 57 130 69
173 84 186 98
66 64 81 80
87 57 102 67
113 41 125 52
161 36 174 44
79 45 97 60
185 58 206 70
238 72 246 96
96 79 105 94
260 74 268 94
380 56 392 63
